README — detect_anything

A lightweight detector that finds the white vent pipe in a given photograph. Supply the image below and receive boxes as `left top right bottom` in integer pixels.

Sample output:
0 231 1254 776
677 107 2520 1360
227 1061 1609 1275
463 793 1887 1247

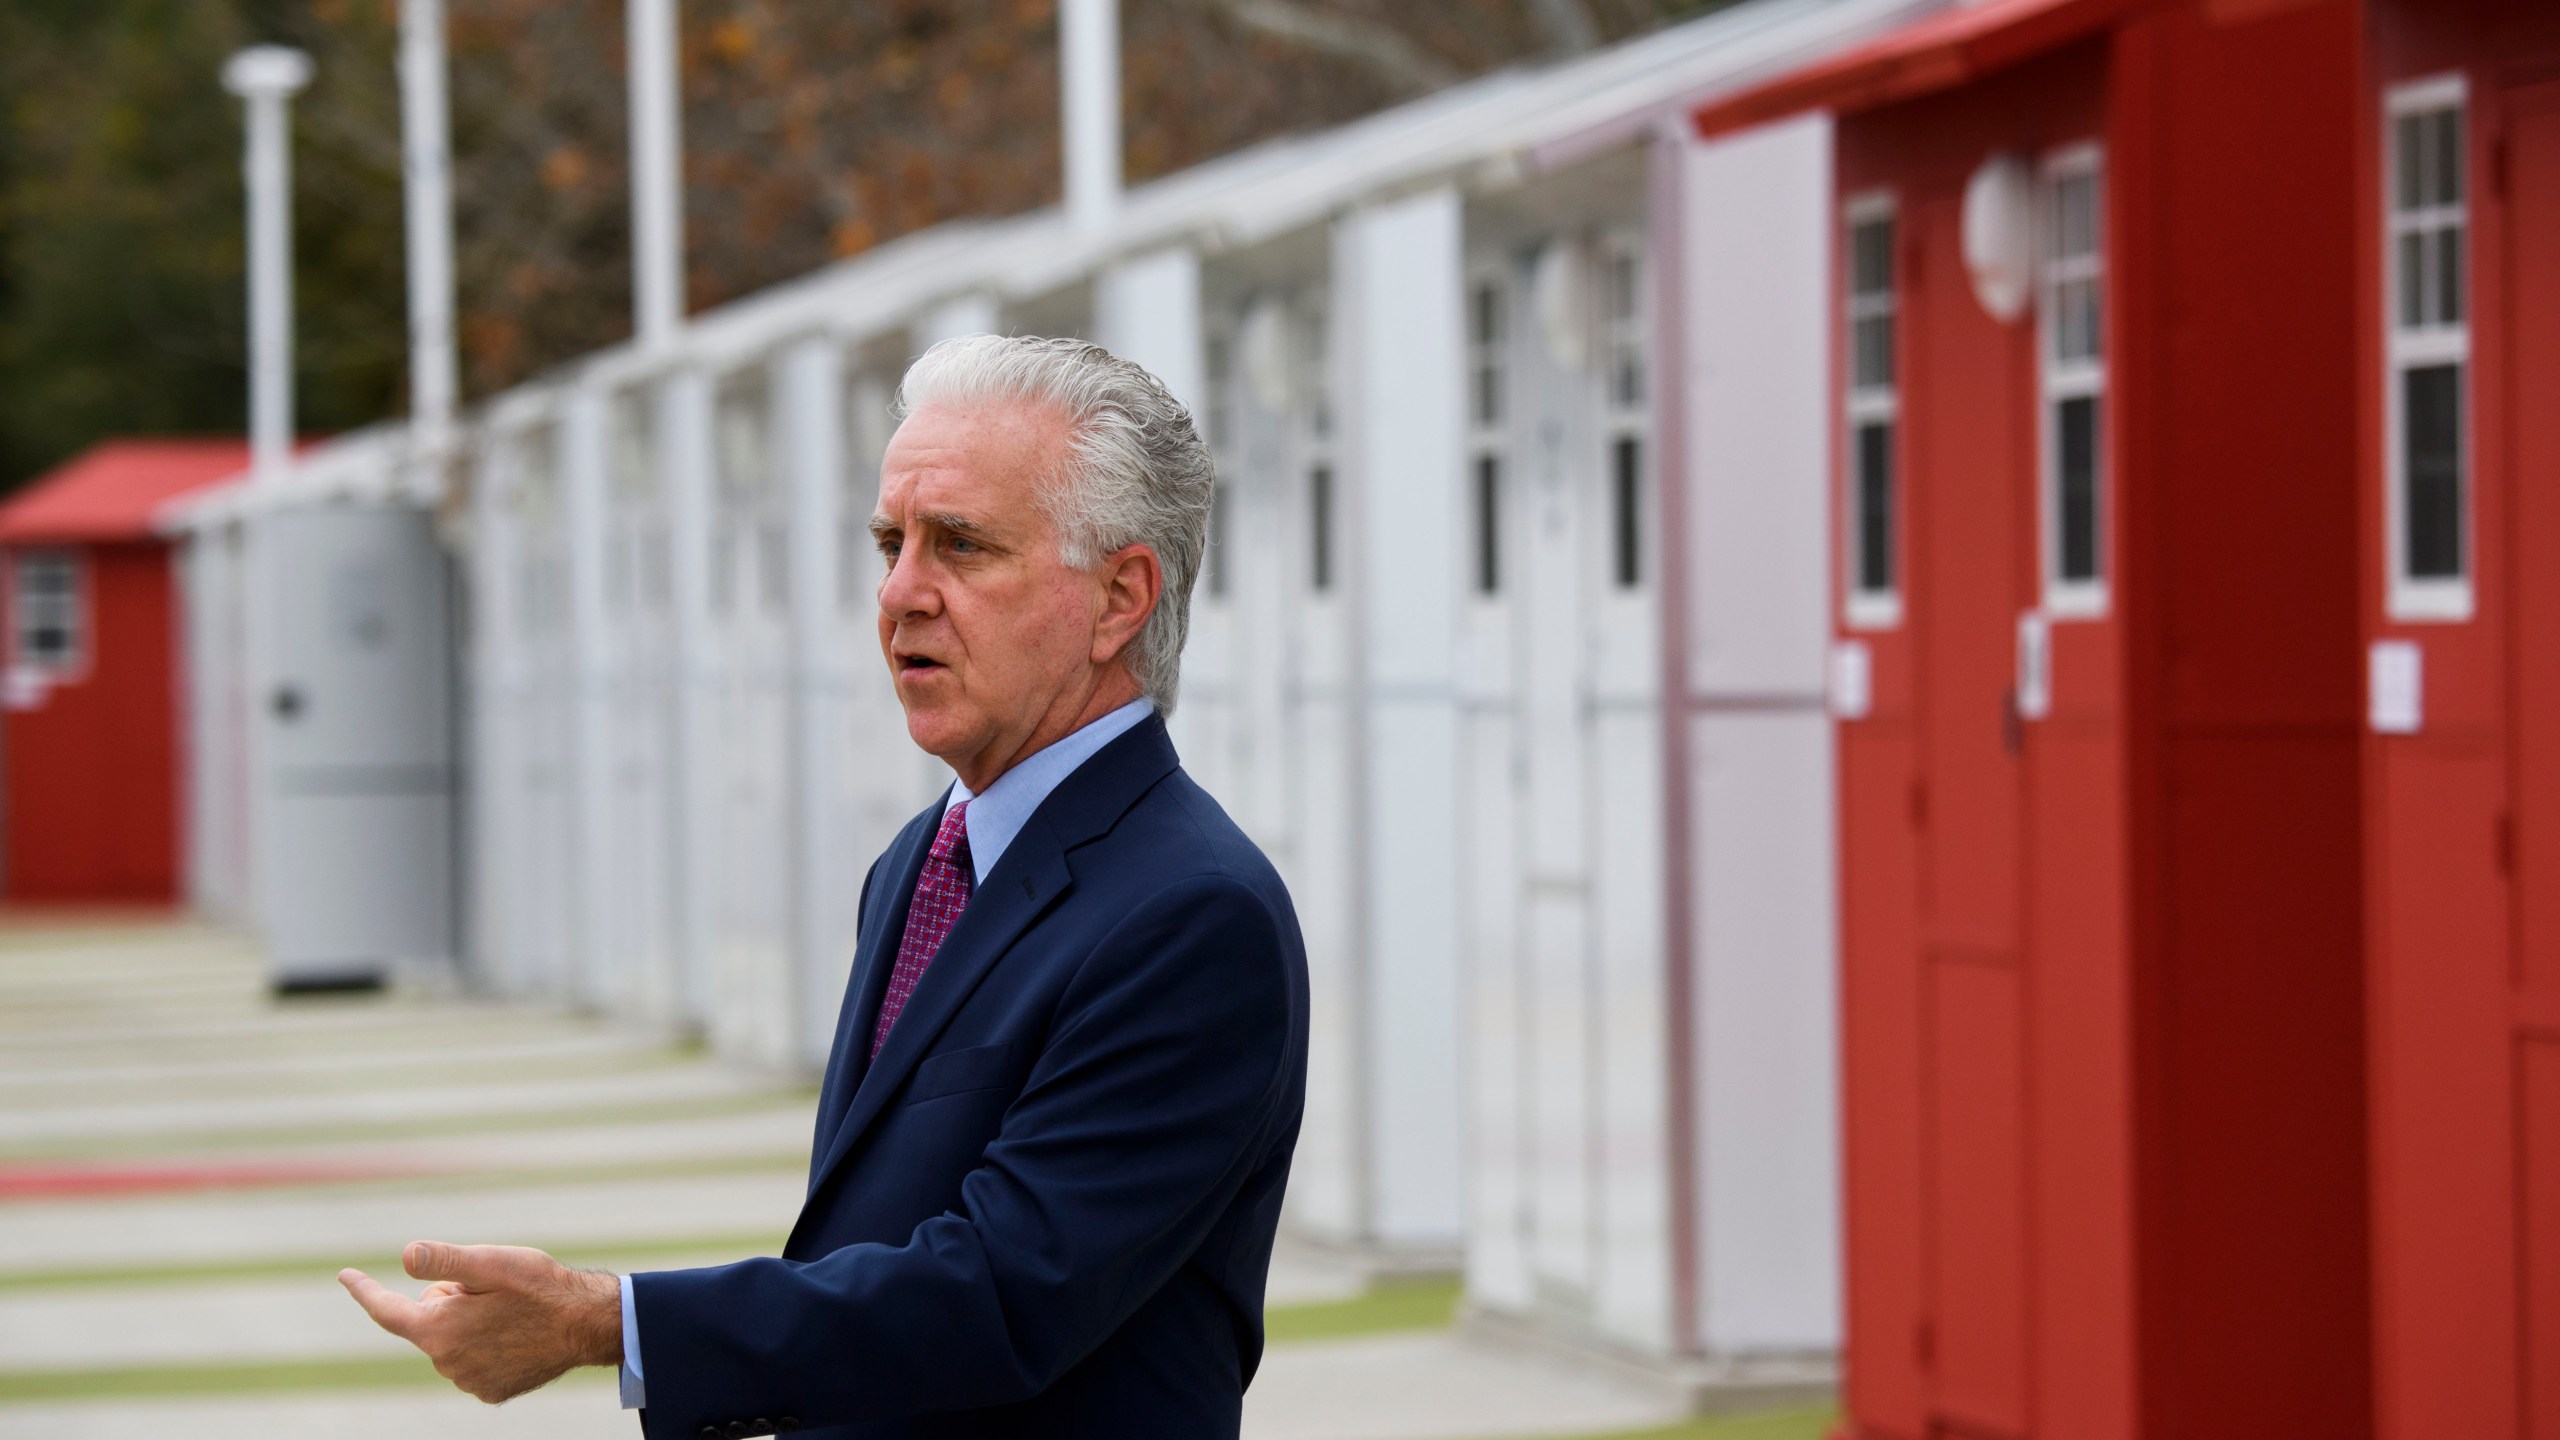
629 0 686 348
398 0 460 455
222 46 313 487
1062 0 1121 234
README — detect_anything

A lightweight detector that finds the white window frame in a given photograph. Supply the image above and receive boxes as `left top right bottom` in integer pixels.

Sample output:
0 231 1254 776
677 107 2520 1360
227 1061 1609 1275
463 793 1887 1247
2384 73 2473 622
1843 190 1902 630
9 549 89 680
2039 143 2109 619
1466 261 1511 600
1598 229 1650 592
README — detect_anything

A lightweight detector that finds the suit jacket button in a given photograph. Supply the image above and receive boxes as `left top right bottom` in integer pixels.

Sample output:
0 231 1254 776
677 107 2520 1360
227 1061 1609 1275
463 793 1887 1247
776 1420 800 1434
725 1424 752 1440
751 1423 772 1437
699 1429 721 1440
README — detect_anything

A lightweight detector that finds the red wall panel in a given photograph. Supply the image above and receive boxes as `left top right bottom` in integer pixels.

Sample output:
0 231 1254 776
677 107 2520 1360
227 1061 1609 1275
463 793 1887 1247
2362 7 2560 1438
1831 5 2373 1438
2 543 181 903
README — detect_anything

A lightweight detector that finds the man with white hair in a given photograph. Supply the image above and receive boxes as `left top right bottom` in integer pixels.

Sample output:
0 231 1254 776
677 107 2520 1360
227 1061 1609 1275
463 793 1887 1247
343 335 1311 1439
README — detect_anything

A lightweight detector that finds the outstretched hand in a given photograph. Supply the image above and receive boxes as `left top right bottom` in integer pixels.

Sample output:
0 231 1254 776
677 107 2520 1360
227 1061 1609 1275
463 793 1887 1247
339 1242 622 1404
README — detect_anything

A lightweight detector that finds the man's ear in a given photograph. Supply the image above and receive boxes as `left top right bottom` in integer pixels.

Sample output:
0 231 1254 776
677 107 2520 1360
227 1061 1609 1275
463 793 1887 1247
1091 543 1162 665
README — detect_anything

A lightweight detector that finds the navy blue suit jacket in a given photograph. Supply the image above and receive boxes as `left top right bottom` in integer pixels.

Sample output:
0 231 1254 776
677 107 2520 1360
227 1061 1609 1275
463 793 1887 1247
630 716 1309 1439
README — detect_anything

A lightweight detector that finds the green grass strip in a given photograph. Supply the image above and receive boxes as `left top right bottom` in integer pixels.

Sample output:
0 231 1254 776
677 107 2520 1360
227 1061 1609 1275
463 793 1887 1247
1262 1275 1462 1344
0 1231 789 1293
0 1276 1466 1406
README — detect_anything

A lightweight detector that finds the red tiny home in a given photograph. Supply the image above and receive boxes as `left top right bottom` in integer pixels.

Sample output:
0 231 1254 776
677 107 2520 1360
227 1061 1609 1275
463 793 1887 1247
2358 6 2560 1439
1702 0 2560 1437
1702 1 2381 1437
0 441 247 904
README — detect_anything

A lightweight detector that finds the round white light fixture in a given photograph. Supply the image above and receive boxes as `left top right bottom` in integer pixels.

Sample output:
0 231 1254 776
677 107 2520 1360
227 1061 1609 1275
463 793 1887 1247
222 45 313 100
1961 152 2036 324
1531 238 1590 371
1238 295 1294 414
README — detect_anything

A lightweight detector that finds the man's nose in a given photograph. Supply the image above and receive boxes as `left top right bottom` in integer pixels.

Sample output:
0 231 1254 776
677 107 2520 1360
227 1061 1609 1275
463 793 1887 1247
877 539 938 617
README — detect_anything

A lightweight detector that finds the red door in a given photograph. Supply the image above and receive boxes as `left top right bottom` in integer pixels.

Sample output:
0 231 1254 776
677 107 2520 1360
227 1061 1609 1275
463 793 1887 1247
2507 81 2560 1440
1911 196 2032 1439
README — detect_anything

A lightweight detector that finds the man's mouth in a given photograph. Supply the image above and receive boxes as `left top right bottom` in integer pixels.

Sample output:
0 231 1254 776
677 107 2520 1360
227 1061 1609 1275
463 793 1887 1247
898 653 947 676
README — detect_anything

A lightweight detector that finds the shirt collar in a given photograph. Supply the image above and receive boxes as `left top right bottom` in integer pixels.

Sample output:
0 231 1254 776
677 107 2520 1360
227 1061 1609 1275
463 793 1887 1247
944 697 1155 883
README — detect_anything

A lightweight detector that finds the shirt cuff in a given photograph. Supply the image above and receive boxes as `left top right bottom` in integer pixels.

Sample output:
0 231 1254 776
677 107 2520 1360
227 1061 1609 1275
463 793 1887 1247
618 1273 645 1409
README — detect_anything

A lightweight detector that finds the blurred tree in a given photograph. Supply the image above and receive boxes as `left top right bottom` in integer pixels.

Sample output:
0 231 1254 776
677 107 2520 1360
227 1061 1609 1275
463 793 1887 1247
0 0 1732 494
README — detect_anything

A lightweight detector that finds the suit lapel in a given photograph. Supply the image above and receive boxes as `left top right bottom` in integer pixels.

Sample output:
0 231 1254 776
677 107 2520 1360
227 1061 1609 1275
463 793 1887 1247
808 805 937 1175
802 832 1073 1203
799 717 1181 1207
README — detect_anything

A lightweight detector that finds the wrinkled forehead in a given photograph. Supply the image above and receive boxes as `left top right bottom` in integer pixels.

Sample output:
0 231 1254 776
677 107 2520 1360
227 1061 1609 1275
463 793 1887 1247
874 397 1074 523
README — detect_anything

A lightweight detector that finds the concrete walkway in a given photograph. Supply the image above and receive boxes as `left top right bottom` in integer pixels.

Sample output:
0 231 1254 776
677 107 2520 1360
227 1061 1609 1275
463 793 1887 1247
0 919 1715 1440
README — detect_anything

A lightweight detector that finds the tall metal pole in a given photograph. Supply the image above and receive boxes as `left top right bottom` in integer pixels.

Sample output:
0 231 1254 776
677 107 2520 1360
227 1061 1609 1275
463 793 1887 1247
628 0 685 348
222 46 314 486
398 0 460 459
1061 0 1120 234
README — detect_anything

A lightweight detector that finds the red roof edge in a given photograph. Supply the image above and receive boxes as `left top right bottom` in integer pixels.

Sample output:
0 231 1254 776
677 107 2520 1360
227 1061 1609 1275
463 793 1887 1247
0 439 253 545
1691 0 2137 139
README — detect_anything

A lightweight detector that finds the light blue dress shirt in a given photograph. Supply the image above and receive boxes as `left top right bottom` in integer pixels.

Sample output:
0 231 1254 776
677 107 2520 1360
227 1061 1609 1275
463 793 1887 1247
619 698 1156 1408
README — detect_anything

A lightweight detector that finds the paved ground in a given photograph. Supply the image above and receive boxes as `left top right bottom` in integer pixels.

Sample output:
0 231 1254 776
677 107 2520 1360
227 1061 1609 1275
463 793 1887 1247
0 919 1803 1440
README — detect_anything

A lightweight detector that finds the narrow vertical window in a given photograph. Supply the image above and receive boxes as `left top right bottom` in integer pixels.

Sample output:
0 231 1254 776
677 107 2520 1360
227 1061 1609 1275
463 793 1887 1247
1599 235 1648 591
1300 297 1336 595
759 522 790 616
2040 148 2107 616
1207 482 1232 599
1844 197 1899 626
2386 77 2471 618
1204 333 1235 455
608 393 655 616
1611 436 1642 588
1309 465 1334 592
1203 331 1234 602
1468 271 1508 597
10 551 85 674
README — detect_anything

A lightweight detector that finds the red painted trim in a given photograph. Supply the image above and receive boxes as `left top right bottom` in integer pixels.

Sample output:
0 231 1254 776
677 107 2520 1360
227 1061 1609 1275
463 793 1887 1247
1691 0 2138 139
0 1162 419 1200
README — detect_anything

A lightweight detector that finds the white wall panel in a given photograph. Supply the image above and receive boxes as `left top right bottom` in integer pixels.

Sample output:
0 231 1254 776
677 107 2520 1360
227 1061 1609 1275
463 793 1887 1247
1338 189 1466 1248
1687 710 1837 1353
1094 246 1206 413
709 368 795 1066
1094 247 1223 786
599 390 682 1022
660 367 720 1024
560 384 613 1006
467 442 519 993
780 333 850 1070
1680 115 1833 701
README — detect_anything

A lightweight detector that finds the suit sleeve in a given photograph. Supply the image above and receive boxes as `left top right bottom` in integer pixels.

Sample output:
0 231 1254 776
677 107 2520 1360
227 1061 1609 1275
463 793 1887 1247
628 870 1296 1436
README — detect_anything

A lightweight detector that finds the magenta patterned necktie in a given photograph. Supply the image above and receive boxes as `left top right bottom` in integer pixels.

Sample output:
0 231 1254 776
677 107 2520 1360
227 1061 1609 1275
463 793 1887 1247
871 800 973 1059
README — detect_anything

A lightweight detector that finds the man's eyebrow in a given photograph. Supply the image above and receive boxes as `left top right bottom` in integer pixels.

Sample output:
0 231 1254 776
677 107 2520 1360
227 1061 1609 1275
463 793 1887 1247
868 511 1006 547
